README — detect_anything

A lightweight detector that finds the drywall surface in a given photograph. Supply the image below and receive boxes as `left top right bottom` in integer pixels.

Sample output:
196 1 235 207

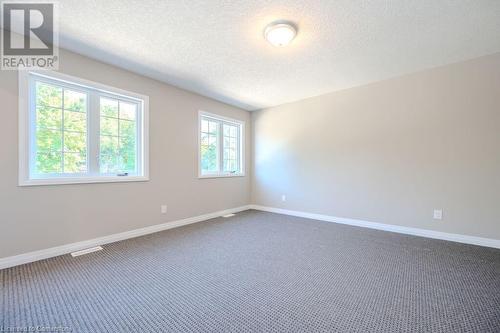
0 49 251 258
252 53 500 240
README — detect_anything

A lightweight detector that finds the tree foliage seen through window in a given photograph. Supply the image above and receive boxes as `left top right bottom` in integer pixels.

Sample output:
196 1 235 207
35 82 87 174
34 83 138 175
99 98 137 174
200 119 218 173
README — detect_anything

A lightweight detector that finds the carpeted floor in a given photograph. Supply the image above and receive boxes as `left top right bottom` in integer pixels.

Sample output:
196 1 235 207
1 210 500 332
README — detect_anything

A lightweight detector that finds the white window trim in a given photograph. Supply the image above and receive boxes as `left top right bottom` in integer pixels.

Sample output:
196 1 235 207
18 70 150 186
198 110 245 179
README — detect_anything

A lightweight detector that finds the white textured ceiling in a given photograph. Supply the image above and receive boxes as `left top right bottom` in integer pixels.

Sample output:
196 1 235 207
53 1 500 110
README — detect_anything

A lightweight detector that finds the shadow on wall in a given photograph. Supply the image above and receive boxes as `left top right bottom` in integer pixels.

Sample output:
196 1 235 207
253 106 334 206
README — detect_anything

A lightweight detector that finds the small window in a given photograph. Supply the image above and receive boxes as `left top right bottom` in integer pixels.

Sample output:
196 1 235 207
199 111 244 178
19 71 149 186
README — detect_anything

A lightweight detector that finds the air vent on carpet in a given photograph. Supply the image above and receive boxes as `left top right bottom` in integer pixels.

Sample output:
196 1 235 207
71 246 103 257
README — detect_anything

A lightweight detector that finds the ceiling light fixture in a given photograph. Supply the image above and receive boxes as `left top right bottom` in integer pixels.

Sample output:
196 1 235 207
264 21 297 47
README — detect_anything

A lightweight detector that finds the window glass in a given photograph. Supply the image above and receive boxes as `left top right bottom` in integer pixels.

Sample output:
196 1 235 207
23 72 147 185
34 82 87 174
199 114 243 177
99 98 137 174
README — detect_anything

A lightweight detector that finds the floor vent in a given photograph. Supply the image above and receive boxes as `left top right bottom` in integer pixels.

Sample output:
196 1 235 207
222 213 236 218
71 246 103 257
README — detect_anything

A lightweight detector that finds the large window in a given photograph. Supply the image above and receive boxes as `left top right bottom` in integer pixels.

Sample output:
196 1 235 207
19 71 149 185
199 111 244 178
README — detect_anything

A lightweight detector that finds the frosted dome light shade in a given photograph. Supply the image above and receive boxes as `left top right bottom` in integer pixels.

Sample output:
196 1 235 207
264 22 297 47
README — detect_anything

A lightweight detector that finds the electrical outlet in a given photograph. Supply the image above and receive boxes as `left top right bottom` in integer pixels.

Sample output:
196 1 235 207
161 205 168 214
433 209 443 220
281 194 286 202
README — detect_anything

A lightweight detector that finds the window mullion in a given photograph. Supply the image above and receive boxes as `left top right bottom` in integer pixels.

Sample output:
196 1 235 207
28 77 37 178
238 124 241 172
219 121 224 174
61 89 65 173
88 92 100 175
136 100 143 176
21 71 148 186
198 112 244 178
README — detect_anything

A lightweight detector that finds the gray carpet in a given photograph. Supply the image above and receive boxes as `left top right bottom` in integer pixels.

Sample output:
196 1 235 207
2 210 500 332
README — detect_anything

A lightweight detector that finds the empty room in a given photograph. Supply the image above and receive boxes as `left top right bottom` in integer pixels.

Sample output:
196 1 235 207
1 1 499 332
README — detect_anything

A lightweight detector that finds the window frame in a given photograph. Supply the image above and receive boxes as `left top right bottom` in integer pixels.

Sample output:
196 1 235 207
198 111 245 179
18 70 150 186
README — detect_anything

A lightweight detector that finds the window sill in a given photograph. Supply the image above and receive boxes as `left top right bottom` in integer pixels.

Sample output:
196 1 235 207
19 175 149 187
198 173 245 179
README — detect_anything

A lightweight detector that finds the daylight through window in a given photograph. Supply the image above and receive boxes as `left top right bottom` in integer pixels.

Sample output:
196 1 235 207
199 112 244 177
19 71 148 185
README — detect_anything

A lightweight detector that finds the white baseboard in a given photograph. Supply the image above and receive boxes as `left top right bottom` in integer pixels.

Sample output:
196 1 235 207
0 205 252 270
3 204 497 270
249 205 500 249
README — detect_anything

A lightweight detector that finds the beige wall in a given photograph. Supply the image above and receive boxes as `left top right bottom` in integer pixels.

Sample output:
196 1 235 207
0 49 251 258
2 49 499 259
252 53 500 240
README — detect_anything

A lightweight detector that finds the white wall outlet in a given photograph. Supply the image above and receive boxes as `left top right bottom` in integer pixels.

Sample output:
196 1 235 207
433 209 443 220
161 205 168 214
281 194 286 202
